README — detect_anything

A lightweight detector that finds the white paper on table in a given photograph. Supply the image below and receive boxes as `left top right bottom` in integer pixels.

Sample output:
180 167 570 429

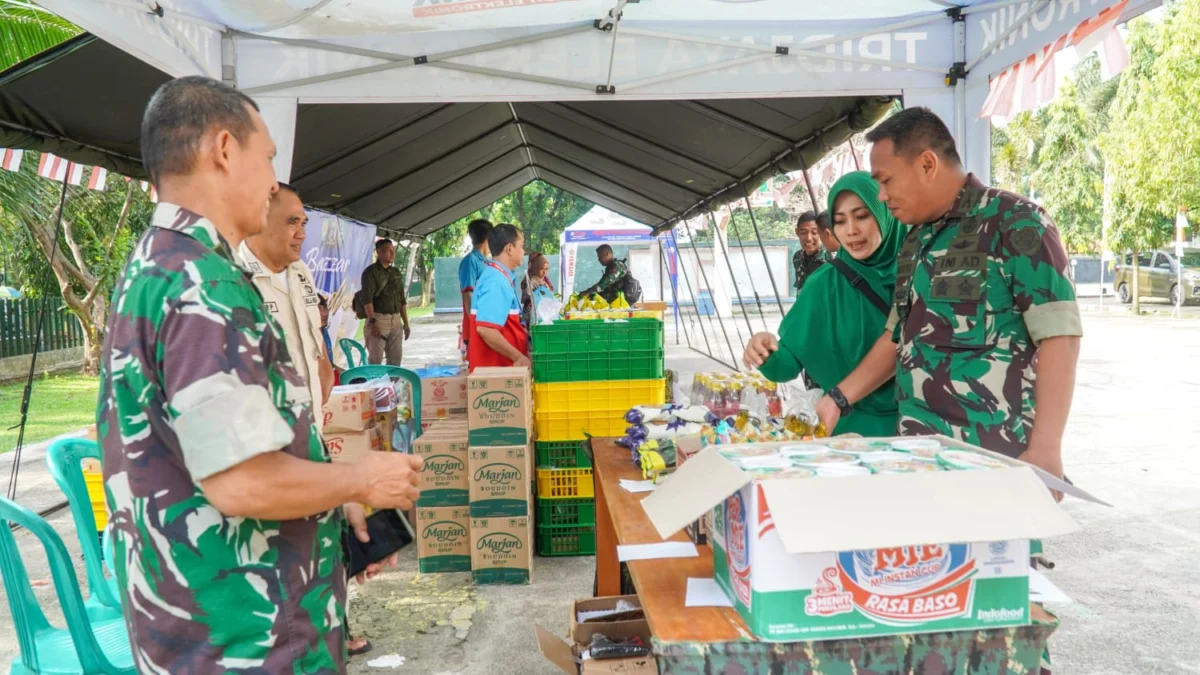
619 478 657 493
1029 569 1073 604
617 541 698 562
686 577 734 608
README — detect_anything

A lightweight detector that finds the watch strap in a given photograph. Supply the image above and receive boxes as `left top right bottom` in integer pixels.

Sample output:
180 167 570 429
829 387 852 416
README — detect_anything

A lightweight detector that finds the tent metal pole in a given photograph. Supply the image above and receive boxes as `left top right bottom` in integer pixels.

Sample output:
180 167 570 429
430 63 598 92
954 11 968 151
668 231 716 360
660 240 683 347
602 0 626 90
740 184 786 315
707 208 757 338
509 103 538 179
676 222 740 370
724 202 772 333
681 217 746 359
964 0 1050 73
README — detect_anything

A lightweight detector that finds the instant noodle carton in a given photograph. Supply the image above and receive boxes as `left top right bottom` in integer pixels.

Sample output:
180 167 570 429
642 436 1097 641
421 374 468 422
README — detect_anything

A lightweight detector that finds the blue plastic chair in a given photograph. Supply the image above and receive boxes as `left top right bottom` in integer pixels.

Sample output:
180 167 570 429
341 365 423 450
339 338 368 369
45 440 122 623
0 496 135 674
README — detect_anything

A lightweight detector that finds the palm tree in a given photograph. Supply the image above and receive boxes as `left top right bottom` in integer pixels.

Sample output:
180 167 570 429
0 1 80 71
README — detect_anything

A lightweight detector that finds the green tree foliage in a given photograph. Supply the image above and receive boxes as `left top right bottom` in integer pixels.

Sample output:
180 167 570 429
0 3 79 70
693 205 796 242
0 157 154 372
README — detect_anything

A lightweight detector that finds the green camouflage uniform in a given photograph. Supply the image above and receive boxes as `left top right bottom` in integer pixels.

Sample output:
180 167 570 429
586 258 631 303
886 175 1082 458
792 248 828 292
97 204 346 674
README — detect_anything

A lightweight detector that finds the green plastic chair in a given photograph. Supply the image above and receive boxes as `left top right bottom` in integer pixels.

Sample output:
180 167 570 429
45 440 122 623
341 365 422 447
0 496 135 674
339 338 368 368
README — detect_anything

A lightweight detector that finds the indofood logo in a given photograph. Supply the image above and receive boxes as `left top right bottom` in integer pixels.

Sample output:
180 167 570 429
478 533 523 554
473 391 519 414
423 521 467 542
412 0 574 19
425 454 465 476
474 463 521 484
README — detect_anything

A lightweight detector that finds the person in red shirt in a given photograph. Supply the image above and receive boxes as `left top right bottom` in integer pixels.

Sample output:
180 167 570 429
468 223 530 370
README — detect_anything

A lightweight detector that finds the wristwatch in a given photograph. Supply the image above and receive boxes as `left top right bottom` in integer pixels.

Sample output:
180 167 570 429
368 318 377 324
828 386 852 417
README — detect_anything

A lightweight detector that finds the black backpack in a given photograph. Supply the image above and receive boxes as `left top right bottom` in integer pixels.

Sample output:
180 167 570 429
621 265 642 304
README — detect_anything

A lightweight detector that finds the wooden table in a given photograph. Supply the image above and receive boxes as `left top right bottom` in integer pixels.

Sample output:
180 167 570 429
590 437 1059 675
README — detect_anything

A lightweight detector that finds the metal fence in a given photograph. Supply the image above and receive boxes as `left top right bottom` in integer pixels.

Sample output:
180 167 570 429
0 298 83 358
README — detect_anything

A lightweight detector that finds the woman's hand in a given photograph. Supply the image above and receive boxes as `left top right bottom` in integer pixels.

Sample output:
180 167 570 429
743 333 779 369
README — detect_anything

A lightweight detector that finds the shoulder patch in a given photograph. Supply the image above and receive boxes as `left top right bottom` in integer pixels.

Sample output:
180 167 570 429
1009 227 1042 256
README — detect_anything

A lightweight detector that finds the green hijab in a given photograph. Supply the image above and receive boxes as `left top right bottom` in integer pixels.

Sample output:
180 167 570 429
759 171 906 435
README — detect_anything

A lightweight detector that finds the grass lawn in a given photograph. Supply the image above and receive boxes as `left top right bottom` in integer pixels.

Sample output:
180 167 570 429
0 373 98 453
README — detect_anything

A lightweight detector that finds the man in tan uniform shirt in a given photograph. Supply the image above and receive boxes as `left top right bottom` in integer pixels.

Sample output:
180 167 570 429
240 183 333 410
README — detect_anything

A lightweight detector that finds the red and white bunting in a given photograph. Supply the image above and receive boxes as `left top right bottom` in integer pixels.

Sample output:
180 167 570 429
980 0 1129 120
1 148 23 173
37 153 71 183
88 166 108 191
67 163 85 186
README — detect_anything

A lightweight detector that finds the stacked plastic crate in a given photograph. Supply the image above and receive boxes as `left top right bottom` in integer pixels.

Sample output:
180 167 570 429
529 317 666 556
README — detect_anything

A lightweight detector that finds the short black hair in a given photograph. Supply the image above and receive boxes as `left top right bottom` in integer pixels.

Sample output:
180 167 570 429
795 211 818 228
141 76 261 184
866 107 961 167
488 223 521 256
375 238 394 251
597 244 614 256
467 219 493 246
318 295 328 308
815 210 832 232
275 182 300 199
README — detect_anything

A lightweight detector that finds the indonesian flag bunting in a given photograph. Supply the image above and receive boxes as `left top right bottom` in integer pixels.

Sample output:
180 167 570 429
88 166 108 191
1 148 22 172
37 153 70 182
67 163 85 186
980 0 1129 120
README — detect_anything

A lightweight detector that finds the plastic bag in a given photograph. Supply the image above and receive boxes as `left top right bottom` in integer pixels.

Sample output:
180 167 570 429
535 293 563 325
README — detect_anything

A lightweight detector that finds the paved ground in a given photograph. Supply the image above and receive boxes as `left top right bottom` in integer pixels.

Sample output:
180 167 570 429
1 311 1197 674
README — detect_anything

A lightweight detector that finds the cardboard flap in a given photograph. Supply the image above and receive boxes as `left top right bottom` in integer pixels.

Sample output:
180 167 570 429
929 435 1109 506
641 447 751 540
760 467 1080 554
536 624 578 675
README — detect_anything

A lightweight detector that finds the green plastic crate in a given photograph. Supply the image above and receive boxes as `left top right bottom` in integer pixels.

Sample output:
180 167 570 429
532 349 665 383
532 319 664 355
536 524 597 557
536 498 596 527
535 440 592 468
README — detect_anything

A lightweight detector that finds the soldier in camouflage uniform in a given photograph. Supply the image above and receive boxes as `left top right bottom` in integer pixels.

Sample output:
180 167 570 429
97 76 423 674
815 108 1080 675
582 244 638 304
792 210 829 293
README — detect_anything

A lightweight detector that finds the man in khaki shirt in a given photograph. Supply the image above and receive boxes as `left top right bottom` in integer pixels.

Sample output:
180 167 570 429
241 183 333 409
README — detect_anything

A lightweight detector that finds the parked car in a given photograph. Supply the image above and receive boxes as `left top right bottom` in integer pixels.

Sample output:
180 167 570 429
1113 248 1200 306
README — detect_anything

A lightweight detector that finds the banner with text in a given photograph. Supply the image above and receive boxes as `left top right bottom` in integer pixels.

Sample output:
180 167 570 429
301 209 378 368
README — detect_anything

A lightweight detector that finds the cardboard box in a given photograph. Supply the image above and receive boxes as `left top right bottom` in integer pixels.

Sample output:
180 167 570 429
471 515 531 585
468 445 531 517
641 436 1095 642
416 505 472 573
412 424 469 507
325 426 382 464
323 388 376 432
467 367 531 447
421 374 468 418
536 596 657 675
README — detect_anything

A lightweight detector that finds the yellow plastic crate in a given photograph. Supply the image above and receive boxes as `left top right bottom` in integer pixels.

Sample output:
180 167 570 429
533 379 665 414
84 471 107 530
534 408 628 441
536 468 595 499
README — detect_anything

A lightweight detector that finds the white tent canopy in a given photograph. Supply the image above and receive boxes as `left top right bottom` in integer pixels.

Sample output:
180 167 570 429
37 0 1159 207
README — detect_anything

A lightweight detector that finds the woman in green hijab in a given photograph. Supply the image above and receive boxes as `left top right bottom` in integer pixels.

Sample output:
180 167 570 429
744 171 906 437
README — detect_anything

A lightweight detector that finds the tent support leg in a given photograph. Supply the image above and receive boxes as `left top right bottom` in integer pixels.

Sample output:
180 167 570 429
712 207 763 337
678 228 740 370
740 186 786 316
668 231 716 360
682 217 746 359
